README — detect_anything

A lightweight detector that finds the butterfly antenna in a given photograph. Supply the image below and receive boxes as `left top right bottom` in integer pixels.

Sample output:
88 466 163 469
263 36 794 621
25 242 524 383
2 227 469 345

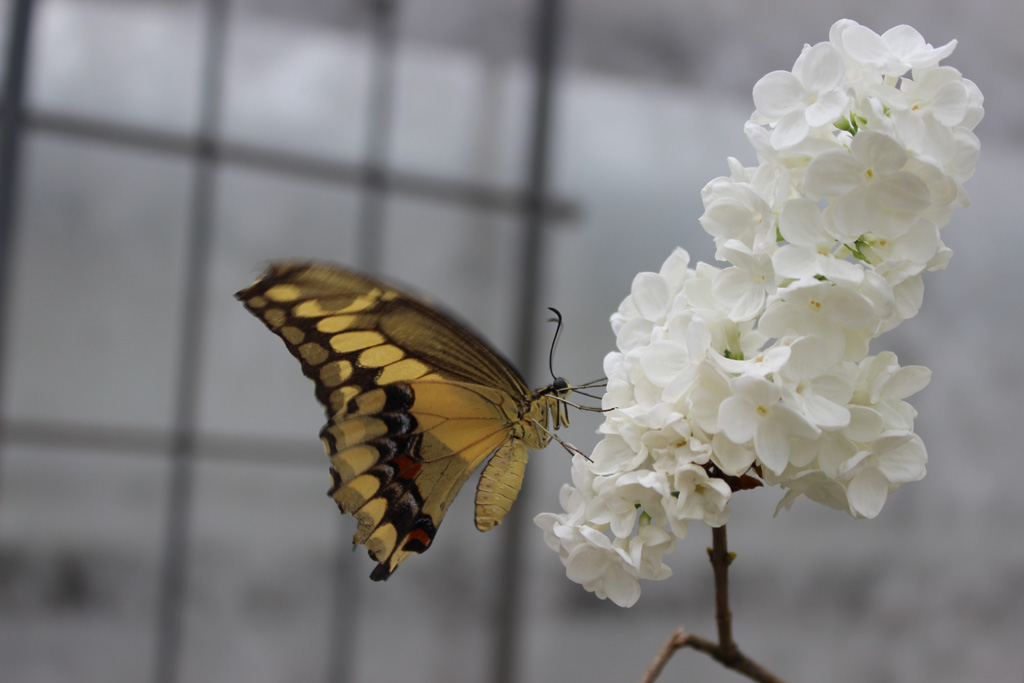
568 377 608 403
546 307 563 382
552 394 612 413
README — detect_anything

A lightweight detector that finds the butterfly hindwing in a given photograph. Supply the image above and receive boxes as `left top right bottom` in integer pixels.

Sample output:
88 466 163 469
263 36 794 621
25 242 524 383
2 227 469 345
321 379 513 579
236 262 557 580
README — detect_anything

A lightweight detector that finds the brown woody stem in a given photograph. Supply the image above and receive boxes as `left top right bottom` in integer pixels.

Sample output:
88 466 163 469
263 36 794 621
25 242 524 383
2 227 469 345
638 524 788 683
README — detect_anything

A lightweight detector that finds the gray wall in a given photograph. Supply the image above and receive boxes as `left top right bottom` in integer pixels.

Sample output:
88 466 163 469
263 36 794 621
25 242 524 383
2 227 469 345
1 1 1021 682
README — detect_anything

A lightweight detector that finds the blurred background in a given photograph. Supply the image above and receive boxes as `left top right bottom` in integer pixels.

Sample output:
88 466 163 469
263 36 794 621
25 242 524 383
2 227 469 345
0 0 1021 681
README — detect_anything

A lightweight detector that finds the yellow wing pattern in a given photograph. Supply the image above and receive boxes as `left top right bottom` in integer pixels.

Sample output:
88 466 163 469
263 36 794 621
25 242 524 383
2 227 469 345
236 262 571 580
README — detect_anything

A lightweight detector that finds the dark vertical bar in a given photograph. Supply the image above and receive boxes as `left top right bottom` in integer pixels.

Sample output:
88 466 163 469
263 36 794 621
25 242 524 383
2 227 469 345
493 1 563 682
0 0 36 483
325 2 399 682
153 1 229 682
355 0 398 271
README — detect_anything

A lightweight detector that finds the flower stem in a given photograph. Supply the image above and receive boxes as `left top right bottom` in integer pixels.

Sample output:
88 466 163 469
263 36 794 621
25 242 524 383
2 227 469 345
710 525 735 654
638 524 788 683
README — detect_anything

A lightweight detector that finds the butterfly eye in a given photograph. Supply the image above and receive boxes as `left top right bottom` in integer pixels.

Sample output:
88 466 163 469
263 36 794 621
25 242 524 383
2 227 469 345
552 377 570 395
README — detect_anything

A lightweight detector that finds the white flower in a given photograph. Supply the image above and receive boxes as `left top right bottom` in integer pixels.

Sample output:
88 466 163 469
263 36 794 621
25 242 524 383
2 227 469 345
712 240 777 322
563 527 643 607
537 514 675 608
775 336 855 430
960 78 985 131
838 23 957 77
629 525 675 583
664 463 732 528
772 198 865 285
753 41 849 149
804 130 931 241
859 218 947 280
658 246 693 291
687 361 733 434
853 351 931 430
590 469 670 538
699 177 777 253
630 271 673 323
842 432 927 518
774 470 851 515
758 279 875 361
640 340 697 400
590 433 647 477
718 375 821 474
539 20 979 606
892 66 970 164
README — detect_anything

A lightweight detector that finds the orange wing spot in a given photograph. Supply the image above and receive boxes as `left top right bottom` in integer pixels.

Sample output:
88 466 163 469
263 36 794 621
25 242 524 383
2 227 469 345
392 455 423 479
404 528 433 549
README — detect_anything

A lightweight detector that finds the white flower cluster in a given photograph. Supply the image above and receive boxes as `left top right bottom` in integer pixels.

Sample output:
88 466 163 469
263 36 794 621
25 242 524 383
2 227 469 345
536 20 983 607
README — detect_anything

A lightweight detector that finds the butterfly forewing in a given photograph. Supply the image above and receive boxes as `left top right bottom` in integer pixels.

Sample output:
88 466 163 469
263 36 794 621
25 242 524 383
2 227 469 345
236 262 561 580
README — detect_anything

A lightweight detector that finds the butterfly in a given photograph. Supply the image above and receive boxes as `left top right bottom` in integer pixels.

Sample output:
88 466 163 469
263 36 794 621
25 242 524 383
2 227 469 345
236 262 600 580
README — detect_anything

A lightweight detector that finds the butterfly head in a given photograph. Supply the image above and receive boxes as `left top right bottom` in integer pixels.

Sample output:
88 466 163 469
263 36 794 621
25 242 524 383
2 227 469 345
543 376 571 397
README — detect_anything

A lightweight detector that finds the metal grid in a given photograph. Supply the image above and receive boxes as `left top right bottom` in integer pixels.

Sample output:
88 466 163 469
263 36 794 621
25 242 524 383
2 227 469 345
0 1 574 681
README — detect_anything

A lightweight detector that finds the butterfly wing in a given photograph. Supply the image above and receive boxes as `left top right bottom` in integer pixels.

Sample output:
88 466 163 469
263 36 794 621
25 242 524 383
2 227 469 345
236 262 535 579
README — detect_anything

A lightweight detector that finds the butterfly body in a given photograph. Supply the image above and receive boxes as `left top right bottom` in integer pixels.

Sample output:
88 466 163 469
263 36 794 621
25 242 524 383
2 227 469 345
236 262 572 580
